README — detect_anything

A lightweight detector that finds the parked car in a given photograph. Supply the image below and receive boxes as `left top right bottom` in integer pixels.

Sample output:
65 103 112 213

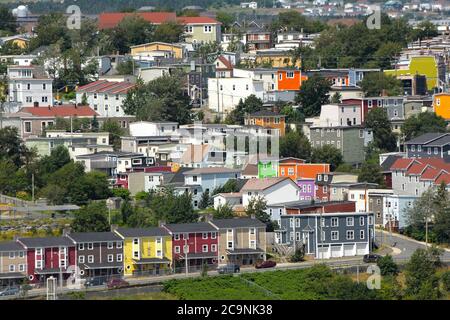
255 260 277 269
217 264 240 274
106 278 129 289
0 286 20 297
84 276 107 287
363 254 381 263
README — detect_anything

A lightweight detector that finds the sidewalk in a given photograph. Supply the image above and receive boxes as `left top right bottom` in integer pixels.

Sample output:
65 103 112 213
378 229 450 253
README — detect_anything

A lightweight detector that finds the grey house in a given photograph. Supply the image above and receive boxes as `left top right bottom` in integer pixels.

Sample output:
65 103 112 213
309 126 373 166
66 232 124 278
405 133 450 162
278 212 375 259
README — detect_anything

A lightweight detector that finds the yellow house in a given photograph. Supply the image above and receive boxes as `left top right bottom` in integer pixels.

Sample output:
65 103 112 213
114 227 172 277
130 42 184 59
254 49 301 68
1 36 30 49
433 93 450 120
384 56 439 91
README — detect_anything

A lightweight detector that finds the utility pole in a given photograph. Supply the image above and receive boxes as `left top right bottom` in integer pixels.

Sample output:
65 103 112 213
184 239 188 276
31 173 35 203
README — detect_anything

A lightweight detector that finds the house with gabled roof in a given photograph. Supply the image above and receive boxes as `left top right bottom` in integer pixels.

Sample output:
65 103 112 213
241 177 300 207
405 132 450 162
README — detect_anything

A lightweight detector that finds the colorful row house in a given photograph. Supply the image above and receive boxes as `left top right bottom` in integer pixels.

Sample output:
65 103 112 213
0 218 268 284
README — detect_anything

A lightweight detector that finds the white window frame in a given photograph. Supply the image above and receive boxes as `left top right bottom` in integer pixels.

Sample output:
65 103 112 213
346 230 355 240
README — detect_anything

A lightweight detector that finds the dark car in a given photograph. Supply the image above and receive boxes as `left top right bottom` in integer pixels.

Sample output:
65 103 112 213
363 254 381 263
217 264 240 274
0 286 20 297
255 260 277 269
84 276 108 287
107 278 129 289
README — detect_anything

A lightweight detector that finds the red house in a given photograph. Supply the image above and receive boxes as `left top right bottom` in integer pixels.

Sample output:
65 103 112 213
17 237 76 283
163 222 219 269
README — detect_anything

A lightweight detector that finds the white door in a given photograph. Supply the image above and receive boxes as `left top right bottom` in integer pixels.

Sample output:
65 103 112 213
331 245 342 258
356 243 368 255
344 244 355 256
317 246 330 259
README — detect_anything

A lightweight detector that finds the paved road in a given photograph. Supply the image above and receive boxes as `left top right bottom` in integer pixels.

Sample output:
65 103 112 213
376 230 450 261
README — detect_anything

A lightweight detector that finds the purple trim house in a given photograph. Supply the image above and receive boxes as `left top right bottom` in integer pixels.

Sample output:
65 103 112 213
297 178 315 200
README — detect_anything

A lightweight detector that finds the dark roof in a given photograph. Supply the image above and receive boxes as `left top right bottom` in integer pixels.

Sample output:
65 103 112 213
18 237 74 248
0 241 25 252
178 252 218 259
163 222 216 233
226 248 265 254
0 272 26 279
405 133 448 145
164 167 192 185
248 110 286 117
210 218 266 229
283 200 355 210
66 232 122 243
425 134 450 146
115 227 169 238
83 263 123 269
381 155 402 172
132 257 170 264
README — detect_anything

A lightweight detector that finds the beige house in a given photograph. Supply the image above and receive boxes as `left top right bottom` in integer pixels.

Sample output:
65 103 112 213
0 242 27 286
130 42 184 60
178 16 221 45
209 217 267 266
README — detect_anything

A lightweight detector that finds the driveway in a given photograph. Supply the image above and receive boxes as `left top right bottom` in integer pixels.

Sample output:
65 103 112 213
375 230 450 262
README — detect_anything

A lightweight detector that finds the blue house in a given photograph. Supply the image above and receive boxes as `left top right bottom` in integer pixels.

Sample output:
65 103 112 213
178 167 241 209
278 212 375 259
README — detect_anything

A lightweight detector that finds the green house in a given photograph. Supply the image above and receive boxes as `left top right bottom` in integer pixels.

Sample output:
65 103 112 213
257 161 278 178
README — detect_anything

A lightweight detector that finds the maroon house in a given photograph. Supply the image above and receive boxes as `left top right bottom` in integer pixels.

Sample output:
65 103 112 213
17 237 76 283
163 222 219 269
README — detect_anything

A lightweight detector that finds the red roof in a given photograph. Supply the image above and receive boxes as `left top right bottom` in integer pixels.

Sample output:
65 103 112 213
406 162 428 175
21 106 98 117
77 80 135 95
435 172 450 185
216 56 233 70
390 158 416 170
176 16 220 25
390 157 450 184
98 12 177 29
420 167 442 180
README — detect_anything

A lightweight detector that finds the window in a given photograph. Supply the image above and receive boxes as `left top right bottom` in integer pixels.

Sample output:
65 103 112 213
156 237 162 244
418 145 421 152
174 234 180 241
286 72 294 78
434 147 438 155
104 94 108 100
175 246 180 253
107 242 113 249
203 25 212 33
227 241 233 249
19 251 24 258
279 73 282 80
411 145 415 152
116 106 120 112
232 85 236 91
360 230 365 239
211 244 217 252
428 147 431 155
42 96 48 103
346 217 354 226
43 83 46 90
117 241 122 249
26 96 32 103
87 243 94 250
19 264 25 272
346 230 354 240
202 245 208 253
78 255 85 263
185 25 193 33
288 168 294 175
192 176 198 182
9 265 15 272
360 216 365 226
24 121 31 133
436 98 441 106
156 250 162 257
108 254 114 263
202 233 208 239
331 231 339 241
78 243 85 251
211 232 217 239
88 255 94 263
183 233 189 240
331 217 339 227
117 254 123 262
9 251 15 259
27 83 30 90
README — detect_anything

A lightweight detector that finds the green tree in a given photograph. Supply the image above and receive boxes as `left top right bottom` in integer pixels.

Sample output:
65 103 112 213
311 145 343 171
295 74 331 117
401 112 447 141
404 248 442 299
216 11 234 31
120 198 134 224
112 188 131 201
0 160 18 195
71 201 110 232
280 104 304 124
365 108 397 152
101 119 125 151
83 171 112 200
123 75 192 124
279 130 311 160
116 60 134 75
0 126 33 168
153 21 186 43
290 248 305 262
412 21 439 41
0 5 17 34
212 204 234 219
126 207 157 228
198 190 211 209
245 196 276 231
330 92 342 104
432 182 450 244
377 255 399 276
110 15 154 54
225 95 263 125
358 161 384 186
361 72 403 97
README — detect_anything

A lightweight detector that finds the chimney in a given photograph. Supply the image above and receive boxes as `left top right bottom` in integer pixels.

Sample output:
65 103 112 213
110 224 118 232
62 227 71 237
33 101 39 107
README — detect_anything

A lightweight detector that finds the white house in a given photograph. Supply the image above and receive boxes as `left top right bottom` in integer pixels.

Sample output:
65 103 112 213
76 80 135 117
240 177 300 207
7 65 53 107
233 68 278 92
208 77 264 113
129 121 179 137
318 104 362 127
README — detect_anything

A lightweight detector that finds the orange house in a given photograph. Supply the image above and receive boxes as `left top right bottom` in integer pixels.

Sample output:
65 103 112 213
277 69 305 91
278 158 330 180
433 93 450 120
244 110 286 136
